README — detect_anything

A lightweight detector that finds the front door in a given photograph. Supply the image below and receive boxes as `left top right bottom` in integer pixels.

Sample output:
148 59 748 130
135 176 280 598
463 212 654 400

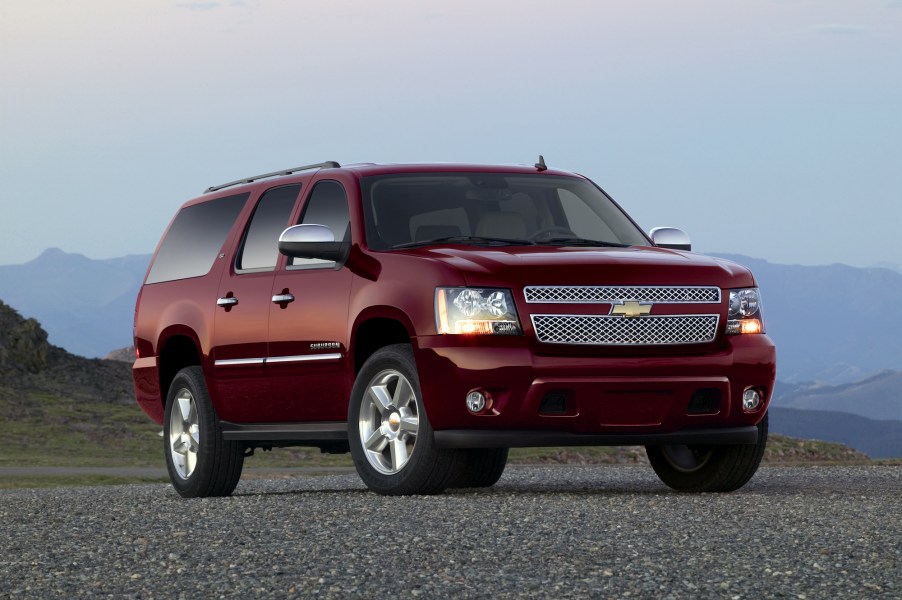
267 179 354 422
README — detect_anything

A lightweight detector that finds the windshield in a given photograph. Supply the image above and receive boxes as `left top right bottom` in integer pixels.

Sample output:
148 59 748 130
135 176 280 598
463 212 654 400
360 173 650 251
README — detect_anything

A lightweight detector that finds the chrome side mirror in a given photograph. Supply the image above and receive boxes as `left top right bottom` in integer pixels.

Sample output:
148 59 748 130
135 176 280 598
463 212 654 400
650 227 691 251
278 224 347 262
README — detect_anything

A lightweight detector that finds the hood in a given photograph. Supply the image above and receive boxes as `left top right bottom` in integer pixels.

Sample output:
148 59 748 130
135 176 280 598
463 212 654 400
395 245 756 288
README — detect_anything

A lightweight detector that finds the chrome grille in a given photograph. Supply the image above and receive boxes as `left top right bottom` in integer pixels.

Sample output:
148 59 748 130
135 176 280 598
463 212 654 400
524 286 721 304
531 314 719 345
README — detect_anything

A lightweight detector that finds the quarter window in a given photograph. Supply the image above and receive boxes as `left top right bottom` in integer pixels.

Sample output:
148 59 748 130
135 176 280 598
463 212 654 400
146 193 248 284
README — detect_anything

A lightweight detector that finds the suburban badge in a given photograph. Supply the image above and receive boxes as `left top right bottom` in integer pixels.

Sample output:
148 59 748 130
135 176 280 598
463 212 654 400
310 342 341 350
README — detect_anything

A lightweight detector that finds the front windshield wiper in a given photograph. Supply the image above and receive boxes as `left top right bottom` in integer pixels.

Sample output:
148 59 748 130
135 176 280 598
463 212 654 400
532 237 630 248
391 236 534 250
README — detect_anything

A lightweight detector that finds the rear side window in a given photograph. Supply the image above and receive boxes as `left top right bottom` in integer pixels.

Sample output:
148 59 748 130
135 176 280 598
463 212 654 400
146 193 248 284
237 185 301 272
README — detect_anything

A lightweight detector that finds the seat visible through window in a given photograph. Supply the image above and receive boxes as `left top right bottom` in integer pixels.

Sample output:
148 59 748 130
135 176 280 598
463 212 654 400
475 211 528 239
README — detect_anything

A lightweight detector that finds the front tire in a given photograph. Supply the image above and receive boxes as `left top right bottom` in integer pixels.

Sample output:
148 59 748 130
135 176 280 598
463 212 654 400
348 344 461 495
448 448 509 489
163 366 244 498
646 412 768 493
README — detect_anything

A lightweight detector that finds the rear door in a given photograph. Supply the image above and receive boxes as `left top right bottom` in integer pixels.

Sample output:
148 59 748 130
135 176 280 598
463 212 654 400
267 178 354 422
211 184 303 422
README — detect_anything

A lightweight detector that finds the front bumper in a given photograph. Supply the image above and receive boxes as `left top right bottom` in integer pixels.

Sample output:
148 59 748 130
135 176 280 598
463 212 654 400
435 426 759 449
415 334 776 444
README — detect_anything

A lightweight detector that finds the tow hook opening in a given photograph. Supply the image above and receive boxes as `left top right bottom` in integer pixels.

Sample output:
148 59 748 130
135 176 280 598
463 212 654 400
687 388 722 415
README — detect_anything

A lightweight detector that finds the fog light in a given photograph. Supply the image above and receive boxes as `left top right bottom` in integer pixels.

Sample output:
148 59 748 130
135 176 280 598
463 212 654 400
466 390 486 413
742 388 761 411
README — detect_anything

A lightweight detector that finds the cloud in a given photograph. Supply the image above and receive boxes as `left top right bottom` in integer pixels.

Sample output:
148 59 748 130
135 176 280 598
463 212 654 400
806 24 868 35
173 2 222 10
173 1 255 10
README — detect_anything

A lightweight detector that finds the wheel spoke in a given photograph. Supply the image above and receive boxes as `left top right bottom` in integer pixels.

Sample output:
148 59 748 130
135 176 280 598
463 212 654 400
189 424 200 447
392 377 415 410
389 438 409 470
364 428 389 453
172 454 186 474
185 448 197 474
399 415 418 434
177 395 193 424
368 384 394 415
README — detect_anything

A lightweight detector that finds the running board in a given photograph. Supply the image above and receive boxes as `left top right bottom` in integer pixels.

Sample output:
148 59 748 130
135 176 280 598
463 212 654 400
433 426 758 449
220 421 348 442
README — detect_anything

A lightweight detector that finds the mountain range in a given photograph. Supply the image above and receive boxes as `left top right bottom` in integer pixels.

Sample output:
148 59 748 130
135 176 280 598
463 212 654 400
768 407 902 459
1 296 897 459
772 371 902 422
0 249 149 358
0 290 902 458
713 253 902 384
0 297 134 405
2 249 899 387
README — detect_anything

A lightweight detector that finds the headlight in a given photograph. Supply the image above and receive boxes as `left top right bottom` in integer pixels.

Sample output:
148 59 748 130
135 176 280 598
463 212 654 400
726 287 764 335
435 287 522 335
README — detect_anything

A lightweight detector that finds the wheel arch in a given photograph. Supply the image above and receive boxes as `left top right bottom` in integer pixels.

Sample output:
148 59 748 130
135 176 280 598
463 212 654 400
157 327 205 411
351 307 416 375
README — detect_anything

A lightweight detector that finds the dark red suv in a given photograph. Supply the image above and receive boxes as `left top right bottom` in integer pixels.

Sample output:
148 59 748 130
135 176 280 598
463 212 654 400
133 160 776 497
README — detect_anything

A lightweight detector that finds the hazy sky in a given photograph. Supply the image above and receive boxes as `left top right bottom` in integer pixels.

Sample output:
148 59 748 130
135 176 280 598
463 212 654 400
1 0 900 268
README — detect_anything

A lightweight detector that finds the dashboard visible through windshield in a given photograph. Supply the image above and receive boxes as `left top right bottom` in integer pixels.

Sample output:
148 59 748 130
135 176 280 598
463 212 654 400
360 173 650 251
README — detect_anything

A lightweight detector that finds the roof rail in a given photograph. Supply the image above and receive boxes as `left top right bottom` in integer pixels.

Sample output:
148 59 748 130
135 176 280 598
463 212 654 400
204 161 341 193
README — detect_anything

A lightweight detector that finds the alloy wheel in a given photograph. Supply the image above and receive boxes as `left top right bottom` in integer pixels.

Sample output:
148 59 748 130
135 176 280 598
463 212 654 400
168 388 200 479
358 369 420 475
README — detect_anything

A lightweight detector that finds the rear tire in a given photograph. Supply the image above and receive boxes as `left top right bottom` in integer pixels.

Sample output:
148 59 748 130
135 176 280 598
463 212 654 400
348 344 462 495
448 448 509 488
163 366 244 498
646 412 768 493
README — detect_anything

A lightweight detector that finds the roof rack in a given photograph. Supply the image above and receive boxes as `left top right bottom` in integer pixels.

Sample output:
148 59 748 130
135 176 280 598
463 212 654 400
204 161 341 193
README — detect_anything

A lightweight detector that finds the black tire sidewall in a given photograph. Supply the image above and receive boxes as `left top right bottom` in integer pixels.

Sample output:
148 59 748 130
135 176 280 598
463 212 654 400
163 366 242 498
647 413 769 493
449 448 509 488
348 344 452 495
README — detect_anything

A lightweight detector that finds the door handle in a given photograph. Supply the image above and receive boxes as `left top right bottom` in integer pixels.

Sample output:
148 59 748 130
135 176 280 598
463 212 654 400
272 293 295 304
217 296 239 307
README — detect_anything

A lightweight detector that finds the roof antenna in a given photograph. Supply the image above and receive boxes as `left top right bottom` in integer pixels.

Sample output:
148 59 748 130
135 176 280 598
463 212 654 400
534 155 547 172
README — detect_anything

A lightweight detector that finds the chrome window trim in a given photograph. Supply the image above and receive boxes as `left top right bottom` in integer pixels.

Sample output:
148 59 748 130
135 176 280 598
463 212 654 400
523 285 721 304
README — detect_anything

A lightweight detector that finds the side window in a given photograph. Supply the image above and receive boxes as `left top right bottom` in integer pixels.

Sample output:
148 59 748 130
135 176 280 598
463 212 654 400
290 181 351 269
237 185 301 272
146 193 248 284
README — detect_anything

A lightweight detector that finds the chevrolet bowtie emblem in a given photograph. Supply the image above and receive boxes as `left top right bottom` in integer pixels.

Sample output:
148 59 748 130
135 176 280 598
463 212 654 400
611 301 653 317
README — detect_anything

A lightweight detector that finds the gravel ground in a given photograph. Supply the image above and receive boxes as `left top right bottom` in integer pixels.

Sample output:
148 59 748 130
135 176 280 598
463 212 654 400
0 465 899 599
